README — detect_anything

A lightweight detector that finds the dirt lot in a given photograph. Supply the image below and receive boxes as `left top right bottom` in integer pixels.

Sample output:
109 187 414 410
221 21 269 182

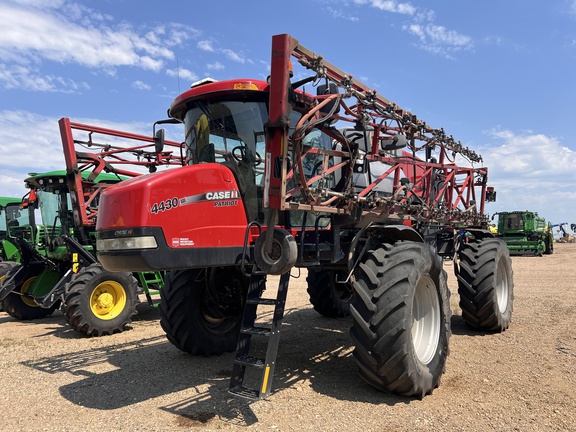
1 243 575 432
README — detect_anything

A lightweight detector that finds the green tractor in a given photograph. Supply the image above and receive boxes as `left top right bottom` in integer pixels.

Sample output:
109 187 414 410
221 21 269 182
0 196 41 262
0 195 38 312
0 171 164 335
494 210 554 256
0 197 26 262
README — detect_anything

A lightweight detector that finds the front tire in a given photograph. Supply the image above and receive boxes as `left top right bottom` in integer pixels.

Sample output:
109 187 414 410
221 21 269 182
159 267 256 355
350 242 451 397
63 263 138 336
457 238 514 332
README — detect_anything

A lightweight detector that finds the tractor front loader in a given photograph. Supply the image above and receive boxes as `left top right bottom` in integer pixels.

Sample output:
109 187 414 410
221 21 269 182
91 34 513 399
0 121 184 335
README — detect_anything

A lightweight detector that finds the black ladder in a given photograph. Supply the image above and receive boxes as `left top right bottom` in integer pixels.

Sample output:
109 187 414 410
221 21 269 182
228 271 290 401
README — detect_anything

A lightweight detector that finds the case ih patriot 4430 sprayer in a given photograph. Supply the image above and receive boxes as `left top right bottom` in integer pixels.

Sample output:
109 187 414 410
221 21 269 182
62 34 514 400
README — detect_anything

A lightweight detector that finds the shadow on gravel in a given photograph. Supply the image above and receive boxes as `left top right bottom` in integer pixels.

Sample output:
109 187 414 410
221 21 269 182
0 295 160 336
0 310 64 325
450 314 504 337
19 303 412 426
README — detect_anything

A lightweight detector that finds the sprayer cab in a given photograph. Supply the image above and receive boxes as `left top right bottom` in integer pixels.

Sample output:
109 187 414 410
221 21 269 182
96 79 273 271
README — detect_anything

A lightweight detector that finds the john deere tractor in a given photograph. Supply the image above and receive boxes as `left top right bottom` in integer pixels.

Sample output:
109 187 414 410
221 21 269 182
0 171 164 335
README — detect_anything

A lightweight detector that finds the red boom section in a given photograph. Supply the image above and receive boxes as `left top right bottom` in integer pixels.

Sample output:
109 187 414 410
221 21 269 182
59 117 184 227
265 34 489 228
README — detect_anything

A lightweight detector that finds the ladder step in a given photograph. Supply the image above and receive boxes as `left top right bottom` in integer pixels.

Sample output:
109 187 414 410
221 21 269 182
234 354 266 367
240 326 271 336
246 297 277 305
228 385 260 401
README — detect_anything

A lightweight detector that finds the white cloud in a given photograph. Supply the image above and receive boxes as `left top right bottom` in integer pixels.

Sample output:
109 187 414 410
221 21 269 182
403 23 473 57
222 48 246 63
479 129 576 223
0 64 90 92
0 110 67 173
198 40 215 52
349 0 473 58
327 7 359 21
197 39 251 65
132 80 151 90
0 1 197 90
207 62 225 71
353 0 416 15
166 67 198 82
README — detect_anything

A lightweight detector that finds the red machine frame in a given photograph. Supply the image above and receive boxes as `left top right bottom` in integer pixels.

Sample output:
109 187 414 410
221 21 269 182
58 117 184 227
265 34 489 228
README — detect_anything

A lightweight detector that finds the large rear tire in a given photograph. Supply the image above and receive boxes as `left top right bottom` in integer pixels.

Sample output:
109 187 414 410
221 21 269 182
457 238 514 332
159 267 257 355
63 263 138 336
307 269 352 318
350 242 451 397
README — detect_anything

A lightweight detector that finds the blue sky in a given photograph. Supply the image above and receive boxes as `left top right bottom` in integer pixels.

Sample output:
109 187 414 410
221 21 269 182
1 0 575 234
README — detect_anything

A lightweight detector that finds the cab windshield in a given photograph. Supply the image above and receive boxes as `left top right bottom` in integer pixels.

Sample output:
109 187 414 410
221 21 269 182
2 203 28 230
183 100 268 222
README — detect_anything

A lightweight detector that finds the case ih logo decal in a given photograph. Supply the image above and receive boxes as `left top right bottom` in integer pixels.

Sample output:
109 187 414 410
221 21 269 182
150 190 240 214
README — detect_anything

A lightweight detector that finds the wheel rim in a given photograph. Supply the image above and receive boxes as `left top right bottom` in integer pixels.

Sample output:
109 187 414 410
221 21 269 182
20 277 40 308
260 239 282 266
495 259 509 313
89 281 127 320
412 274 441 365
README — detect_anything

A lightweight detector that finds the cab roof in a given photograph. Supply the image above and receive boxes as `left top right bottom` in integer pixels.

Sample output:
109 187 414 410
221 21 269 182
169 78 269 121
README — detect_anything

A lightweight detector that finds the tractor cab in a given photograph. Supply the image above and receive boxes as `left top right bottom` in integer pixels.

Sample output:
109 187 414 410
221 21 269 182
0 197 35 261
170 79 270 224
24 170 122 260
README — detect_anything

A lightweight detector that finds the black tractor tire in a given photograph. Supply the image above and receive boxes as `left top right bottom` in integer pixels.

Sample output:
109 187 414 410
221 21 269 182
1 263 59 320
63 263 139 336
350 242 451 398
159 267 257 355
306 269 353 318
457 238 514 332
0 261 19 313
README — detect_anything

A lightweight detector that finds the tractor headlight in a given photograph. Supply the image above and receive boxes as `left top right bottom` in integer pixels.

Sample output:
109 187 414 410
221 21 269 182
97 236 158 251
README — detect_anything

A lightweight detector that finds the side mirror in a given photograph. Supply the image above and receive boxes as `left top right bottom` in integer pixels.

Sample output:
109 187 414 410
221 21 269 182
381 134 407 151
154 128 165 153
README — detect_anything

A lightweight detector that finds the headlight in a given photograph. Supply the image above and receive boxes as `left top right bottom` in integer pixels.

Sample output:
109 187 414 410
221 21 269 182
97 236 158 251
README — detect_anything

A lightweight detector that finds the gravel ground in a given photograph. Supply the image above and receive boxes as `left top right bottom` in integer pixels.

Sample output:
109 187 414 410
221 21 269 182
1 243 575 432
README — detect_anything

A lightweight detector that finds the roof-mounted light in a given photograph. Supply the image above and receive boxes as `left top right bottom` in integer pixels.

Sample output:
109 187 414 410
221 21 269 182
233 82 259 90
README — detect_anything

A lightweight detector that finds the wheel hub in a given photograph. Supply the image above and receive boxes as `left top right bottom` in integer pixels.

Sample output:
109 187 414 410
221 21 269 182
96 292 114 310
90 281 127 320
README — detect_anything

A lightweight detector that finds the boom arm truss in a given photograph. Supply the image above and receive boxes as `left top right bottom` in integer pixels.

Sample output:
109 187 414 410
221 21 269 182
265 34 490 228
